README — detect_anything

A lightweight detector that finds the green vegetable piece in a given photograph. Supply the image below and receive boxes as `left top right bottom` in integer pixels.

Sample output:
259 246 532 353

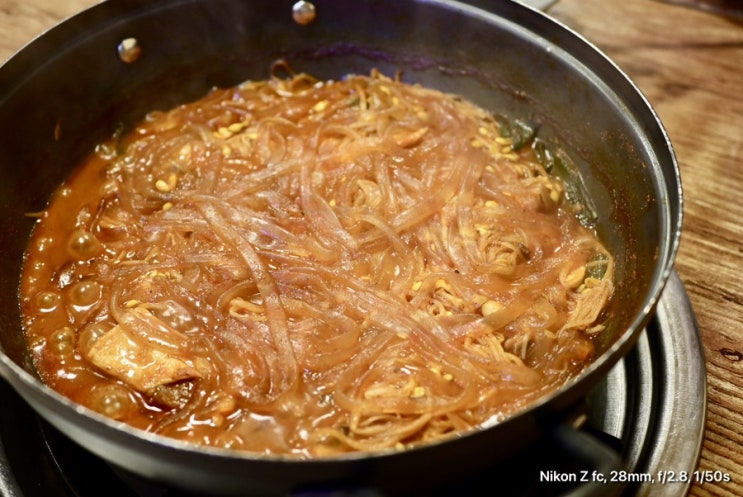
533 139 554 172
501 118 536 150
587 254 609 280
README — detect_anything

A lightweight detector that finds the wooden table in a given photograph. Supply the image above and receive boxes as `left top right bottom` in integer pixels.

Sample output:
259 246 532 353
545 3 743 496
2 1 741 496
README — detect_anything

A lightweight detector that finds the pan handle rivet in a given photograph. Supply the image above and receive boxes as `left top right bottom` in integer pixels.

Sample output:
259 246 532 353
292 0 317 25
118 37 142 63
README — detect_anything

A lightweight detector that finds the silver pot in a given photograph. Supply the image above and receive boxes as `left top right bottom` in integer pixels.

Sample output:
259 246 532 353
0 0 682 495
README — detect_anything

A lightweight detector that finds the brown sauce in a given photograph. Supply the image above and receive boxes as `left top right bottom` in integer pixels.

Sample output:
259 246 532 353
19 69 613 457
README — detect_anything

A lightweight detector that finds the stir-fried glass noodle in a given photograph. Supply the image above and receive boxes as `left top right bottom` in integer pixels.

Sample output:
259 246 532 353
20 67 613 457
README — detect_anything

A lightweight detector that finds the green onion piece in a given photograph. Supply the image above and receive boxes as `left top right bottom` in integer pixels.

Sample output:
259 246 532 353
500 118 536 150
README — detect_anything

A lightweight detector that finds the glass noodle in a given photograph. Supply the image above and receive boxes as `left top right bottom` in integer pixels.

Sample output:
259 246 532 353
20 65 613 457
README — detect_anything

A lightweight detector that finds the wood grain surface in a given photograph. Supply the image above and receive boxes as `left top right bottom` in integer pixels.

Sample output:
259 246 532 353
547 2 743 496
2 1 742 496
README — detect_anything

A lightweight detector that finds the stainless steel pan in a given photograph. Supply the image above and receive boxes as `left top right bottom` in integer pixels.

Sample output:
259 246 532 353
0 0 682 495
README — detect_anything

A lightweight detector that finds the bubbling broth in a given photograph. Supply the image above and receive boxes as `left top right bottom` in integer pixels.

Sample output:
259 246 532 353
20 68 613 457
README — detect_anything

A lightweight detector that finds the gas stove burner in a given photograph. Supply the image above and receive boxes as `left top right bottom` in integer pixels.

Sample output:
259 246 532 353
0 272 704 497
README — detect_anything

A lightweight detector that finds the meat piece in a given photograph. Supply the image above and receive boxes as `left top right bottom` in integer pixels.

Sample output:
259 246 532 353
83 308 208 394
